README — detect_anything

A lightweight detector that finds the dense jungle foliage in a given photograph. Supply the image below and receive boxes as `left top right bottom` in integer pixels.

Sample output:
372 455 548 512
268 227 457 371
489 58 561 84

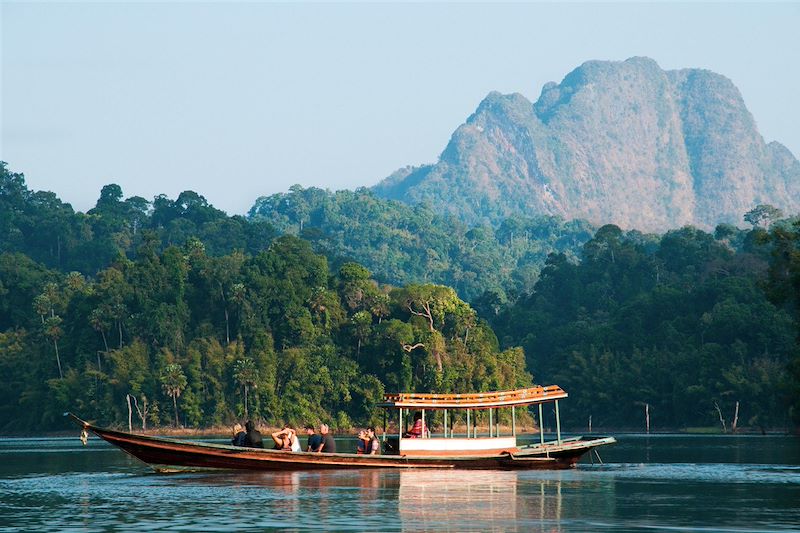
491 223 800 431
248 186 595 302
1 162 798 431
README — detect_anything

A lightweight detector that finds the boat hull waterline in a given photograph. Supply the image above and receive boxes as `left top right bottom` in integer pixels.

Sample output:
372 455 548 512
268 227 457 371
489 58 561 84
68 414 615 472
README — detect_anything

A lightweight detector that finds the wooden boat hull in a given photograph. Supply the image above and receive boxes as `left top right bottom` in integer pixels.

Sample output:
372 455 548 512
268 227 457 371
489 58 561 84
68 414 615 472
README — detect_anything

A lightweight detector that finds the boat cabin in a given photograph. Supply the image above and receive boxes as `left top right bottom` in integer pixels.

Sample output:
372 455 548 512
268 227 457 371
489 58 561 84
378 385 569 457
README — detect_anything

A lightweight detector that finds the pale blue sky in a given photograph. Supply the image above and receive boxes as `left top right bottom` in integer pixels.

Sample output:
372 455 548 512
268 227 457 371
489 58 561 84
2 2 799 214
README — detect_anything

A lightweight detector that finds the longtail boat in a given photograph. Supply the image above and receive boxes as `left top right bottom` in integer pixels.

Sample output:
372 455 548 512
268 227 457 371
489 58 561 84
68 385 615 471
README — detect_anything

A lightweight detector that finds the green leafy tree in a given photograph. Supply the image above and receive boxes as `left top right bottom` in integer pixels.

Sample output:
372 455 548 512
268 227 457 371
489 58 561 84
744 204 784 229
160 363 187 427
233 357 259 418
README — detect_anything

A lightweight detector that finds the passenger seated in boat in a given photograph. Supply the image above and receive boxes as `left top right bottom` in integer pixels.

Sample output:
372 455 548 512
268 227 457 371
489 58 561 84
319 423 336 453
356 430 368 454
404 412 427 438
365 427 380 455
231 423 247 447
272 425 301 452
244 420 264 448
305 424 323 452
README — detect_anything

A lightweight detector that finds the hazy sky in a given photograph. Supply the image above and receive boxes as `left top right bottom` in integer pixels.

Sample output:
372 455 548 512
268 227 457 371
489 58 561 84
2 2 799 215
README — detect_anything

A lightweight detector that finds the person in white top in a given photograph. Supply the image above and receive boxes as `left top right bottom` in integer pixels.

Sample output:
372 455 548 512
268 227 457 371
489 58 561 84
271 425 301 451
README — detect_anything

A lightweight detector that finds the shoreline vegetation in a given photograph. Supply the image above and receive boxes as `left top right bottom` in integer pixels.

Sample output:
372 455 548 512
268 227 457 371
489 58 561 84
3 424 794 439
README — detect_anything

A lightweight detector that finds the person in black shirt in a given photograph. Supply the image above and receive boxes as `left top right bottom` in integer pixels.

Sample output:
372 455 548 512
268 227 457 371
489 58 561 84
319 423 336 453
231 423 247 447
305 425 323 452
243 420 264 448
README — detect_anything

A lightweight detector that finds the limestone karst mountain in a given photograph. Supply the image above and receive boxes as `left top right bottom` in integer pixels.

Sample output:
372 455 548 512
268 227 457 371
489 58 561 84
374 57 800 231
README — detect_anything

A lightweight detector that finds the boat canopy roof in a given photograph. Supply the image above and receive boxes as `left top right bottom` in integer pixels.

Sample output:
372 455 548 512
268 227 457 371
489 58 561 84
378 385 568 410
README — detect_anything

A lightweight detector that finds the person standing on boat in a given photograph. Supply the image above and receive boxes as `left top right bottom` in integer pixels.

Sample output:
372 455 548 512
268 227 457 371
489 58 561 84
305 425 323 452
244 420 264 448
405 412 426 438
365 427 380 455
318 423 336 453
231 423 247 447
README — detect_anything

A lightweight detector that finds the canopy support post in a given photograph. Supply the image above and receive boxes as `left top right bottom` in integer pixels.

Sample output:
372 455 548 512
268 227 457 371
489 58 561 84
555 399 562 445
466 409 470 438
383 410 387 441
538 403 545 445
512 406 516 437
421 409 426 439
489 408 493 437
444 409 448 438
399 408 404 442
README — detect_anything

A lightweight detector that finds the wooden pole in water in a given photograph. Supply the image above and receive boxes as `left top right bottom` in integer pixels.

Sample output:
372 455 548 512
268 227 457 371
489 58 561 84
126 394 133 432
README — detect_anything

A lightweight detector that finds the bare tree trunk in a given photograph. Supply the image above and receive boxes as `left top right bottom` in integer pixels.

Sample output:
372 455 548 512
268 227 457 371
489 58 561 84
732 401 739 434
713 401 727 433
131 395 148 431
54 339 63 379
243 384 249 418
224 308 230 345
645 403 650 434
118 320 123 349
100 330 109 353
588 415 592 433
127 394 133 432
173 395 179 428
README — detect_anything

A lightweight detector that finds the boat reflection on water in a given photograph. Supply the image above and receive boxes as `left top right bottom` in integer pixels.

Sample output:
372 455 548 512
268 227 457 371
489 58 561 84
397 470 564 531
180 468 566 530
399 470 518 523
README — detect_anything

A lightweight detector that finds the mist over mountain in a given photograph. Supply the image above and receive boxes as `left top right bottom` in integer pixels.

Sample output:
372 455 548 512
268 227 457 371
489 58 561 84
374 57 800 231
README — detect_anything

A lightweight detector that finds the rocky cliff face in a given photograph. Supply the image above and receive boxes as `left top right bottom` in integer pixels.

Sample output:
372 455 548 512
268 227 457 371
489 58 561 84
374 57 800 231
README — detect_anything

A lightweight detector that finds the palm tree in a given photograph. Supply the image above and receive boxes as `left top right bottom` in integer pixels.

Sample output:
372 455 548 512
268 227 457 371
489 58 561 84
160 363 187 427
233 358 259 418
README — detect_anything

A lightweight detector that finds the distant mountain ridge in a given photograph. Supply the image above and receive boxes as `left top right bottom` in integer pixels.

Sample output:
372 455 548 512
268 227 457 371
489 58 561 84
374 57 800 231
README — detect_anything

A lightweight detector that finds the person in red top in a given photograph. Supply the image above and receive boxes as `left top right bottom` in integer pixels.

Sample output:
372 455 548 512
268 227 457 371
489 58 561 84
405 411 426 438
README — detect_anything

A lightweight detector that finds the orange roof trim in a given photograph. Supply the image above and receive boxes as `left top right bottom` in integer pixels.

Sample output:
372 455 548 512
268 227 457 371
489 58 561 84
378 385 568 410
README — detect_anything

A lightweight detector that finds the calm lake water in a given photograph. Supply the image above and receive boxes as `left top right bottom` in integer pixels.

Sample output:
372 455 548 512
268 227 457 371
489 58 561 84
1 434 798 531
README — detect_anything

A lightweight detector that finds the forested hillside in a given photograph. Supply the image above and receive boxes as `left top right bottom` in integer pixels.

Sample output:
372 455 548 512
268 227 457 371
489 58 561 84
0 233 528 431
248 186 594 302
0 163 528 431
492 223 800 430
1 162 798 431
